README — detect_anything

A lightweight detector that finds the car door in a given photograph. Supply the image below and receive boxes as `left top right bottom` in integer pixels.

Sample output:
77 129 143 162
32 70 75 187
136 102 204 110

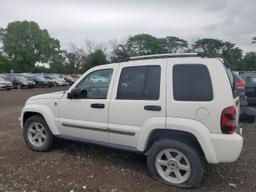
58 64 117 142
108 59 166 148
244 76 256 98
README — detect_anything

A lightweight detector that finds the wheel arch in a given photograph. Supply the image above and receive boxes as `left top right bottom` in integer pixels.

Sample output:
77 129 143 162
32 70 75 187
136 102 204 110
144 129 205 157
21 105 59 135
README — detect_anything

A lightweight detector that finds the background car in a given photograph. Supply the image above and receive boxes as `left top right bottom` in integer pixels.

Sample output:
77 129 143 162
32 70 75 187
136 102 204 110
0 76 13 90
240 73 256 105
6 75 35 89
26 75 55 87
43 74 68 86
233 72 248 107
64 75 76 85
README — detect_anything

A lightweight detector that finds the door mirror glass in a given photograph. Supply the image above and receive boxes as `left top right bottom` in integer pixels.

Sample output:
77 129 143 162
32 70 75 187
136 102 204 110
67 88 87 99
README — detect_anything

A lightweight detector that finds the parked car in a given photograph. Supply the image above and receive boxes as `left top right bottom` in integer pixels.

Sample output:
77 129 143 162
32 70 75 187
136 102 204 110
240 73 256 105
64 75 76 85
20 53 243 188
6 75 35 89
0 76 12 90
26 75 55 87
233 72 248 107
43 74 68 86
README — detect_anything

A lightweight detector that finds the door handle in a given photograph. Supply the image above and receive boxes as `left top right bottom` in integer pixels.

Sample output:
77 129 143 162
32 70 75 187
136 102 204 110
144 105 161 111
91 103 105 109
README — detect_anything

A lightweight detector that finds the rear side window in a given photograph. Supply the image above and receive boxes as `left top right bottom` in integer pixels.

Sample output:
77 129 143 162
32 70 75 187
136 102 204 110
173 64 213 101
117 66 160 100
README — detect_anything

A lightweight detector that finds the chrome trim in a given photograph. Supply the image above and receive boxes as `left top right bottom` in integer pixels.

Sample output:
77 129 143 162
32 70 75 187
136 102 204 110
62 123 136 136
62 123 107 133
108 128 136 136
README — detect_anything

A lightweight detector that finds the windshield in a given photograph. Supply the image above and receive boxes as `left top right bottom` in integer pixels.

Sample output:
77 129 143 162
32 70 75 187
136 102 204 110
36 76 46 80
0 77 5 81
15 76 28 82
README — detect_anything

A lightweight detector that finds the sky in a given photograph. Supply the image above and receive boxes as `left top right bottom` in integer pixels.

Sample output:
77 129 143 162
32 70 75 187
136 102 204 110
0 0 255 52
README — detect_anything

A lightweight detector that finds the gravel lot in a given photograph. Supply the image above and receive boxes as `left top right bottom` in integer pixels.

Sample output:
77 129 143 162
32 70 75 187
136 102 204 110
0 87 255 192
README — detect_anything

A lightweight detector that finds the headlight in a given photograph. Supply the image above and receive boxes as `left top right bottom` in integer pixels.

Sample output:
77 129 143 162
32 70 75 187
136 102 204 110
23 82 28 85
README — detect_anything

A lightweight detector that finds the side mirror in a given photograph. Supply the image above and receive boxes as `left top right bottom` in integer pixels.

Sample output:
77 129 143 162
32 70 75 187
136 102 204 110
67 88 87 99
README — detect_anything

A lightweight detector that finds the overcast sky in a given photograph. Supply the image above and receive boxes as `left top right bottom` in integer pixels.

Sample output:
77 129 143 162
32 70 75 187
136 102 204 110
0 0 255 52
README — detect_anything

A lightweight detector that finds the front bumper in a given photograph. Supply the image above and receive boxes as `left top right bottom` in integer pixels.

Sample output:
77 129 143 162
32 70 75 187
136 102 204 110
210 129 243 163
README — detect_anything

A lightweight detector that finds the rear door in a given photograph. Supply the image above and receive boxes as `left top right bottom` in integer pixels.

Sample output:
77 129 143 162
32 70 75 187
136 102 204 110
108 59 166 148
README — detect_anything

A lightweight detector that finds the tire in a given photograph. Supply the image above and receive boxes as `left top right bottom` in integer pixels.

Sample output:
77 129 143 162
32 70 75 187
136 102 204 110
23 115 54 152
147 139 205 188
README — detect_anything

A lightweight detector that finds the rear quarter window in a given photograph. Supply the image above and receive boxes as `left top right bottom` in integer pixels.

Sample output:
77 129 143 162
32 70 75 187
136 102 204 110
173 64 213 101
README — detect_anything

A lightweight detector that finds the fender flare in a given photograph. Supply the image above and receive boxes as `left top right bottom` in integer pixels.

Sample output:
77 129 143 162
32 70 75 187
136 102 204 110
137 117 219 164
21 104 60 135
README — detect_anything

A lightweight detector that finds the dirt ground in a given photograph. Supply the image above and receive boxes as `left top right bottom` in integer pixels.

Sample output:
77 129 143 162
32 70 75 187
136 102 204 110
0 87 255 192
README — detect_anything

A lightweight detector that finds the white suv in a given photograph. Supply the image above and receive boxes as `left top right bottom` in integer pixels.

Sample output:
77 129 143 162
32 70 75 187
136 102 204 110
20 53 243 188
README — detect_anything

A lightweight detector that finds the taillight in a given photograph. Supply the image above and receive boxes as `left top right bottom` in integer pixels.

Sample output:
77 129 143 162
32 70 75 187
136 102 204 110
221 106 237 134
235 81 246 88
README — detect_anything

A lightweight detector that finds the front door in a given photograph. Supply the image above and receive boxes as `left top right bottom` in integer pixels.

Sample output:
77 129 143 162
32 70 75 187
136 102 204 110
58 65 116 142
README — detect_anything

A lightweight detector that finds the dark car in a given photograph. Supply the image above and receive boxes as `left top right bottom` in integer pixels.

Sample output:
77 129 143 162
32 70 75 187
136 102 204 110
26 75 55 87
240 73 256 105
6 75 35 89
233 72 248 106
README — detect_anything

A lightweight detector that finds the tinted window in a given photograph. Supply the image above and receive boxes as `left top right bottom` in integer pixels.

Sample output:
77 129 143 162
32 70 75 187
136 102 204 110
76 69 113 99
173 64 213 101
117 66 160 100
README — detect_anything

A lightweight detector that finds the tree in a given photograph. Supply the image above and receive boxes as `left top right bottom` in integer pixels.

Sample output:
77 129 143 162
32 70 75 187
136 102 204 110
111 44 130 62
193 38 224 57
82 49 108 71
241 52 256 71
0 51 11 73
0 20 60 72
126 34 165 56
165 36 188 53
221 42 243 70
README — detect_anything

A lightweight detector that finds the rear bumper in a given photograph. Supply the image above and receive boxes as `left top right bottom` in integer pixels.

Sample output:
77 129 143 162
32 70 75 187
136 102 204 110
210 130 243 163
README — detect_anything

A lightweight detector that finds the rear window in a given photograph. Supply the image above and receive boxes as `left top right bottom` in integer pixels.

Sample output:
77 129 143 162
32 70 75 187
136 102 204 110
173 64 213 101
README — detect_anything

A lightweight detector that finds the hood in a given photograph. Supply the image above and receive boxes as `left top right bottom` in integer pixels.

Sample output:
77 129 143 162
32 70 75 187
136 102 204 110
0 80 12 85
29 91 65 100
26 81 35 84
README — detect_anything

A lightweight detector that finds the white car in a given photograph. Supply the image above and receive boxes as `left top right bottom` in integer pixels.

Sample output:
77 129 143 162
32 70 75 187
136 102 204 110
0 76 12 90
20 53 243 188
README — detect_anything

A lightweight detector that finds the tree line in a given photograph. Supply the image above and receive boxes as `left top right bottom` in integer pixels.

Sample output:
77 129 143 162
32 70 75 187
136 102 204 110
0 21 256 74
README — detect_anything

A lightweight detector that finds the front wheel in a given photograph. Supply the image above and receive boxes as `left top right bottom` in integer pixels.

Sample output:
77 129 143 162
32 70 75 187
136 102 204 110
23 115 54 152
147 139 205 188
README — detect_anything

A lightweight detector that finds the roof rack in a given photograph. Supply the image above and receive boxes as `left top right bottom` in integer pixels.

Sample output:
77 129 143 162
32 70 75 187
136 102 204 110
129 52 206 61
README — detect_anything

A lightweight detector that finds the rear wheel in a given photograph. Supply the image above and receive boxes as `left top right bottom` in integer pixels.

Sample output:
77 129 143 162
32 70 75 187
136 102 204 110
147 139 205 188
23 115 54 152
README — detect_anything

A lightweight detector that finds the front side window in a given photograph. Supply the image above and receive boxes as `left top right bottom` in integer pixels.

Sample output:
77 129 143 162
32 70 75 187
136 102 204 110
117 66 161 100
76 69 113 99
173 64 213 101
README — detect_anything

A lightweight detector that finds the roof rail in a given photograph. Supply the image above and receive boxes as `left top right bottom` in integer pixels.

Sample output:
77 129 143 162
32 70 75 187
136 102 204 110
129 52 206 61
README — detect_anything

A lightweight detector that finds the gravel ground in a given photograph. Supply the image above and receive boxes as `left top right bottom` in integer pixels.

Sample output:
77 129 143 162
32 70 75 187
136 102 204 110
0 87 255 192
